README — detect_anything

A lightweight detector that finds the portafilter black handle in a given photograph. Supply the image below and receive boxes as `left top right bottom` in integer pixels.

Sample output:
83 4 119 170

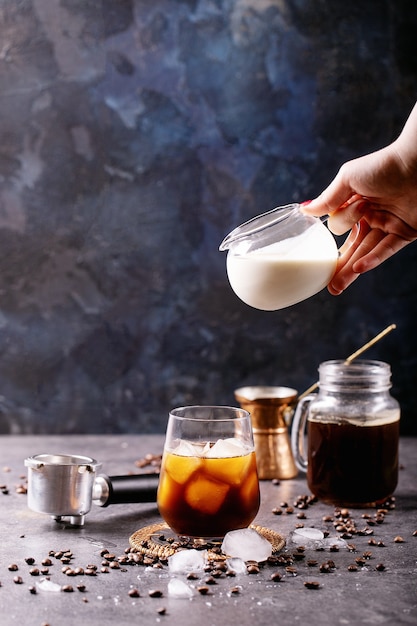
93 473 159 507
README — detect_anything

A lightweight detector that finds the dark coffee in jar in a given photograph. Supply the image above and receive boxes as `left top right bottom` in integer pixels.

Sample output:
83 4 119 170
307 417 399 507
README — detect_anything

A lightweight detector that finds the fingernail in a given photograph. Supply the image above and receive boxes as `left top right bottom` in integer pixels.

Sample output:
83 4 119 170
300 200 312 207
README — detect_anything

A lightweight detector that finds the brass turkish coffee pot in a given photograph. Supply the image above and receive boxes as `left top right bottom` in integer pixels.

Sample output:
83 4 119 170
234 386 298 480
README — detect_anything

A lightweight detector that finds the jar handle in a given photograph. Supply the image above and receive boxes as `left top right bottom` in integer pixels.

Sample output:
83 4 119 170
291 394 315 472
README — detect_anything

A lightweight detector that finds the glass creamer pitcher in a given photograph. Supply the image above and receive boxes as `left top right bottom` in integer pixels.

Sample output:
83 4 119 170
291 360 400 507
219 203 338 311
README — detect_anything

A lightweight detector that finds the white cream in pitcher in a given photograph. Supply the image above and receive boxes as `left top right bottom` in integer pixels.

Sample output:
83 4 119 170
220 205 338 311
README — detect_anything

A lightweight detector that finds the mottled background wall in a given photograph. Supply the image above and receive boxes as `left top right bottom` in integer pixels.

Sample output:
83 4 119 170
0 0 416 436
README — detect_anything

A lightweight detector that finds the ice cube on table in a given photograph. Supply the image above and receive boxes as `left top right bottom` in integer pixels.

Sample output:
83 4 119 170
290 527 325 547
205 437 247 458
221 528 272 562
168 578 194 598
226 557 248 575
36 578 62 592
168 549 207 573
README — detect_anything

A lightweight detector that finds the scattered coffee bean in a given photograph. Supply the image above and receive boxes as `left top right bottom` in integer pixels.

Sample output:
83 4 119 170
270 572 282 582
304 581 320 589
8 564 18 571
25 557 35 565
128 588 140 597
272 507 283 515
149 589 163 598
13 576 23 584
204 576 217 585
376 563 386 571
61 585 74 592
347 564 358 572
394 536 404 543
84 569 97 576
29 568 40 576
197 586 210 595
157 607 166 615
285 566 297 576
28 585 37 594
76 584 86 592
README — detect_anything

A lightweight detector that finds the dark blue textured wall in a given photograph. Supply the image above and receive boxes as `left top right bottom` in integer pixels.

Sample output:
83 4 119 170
0 0 416 434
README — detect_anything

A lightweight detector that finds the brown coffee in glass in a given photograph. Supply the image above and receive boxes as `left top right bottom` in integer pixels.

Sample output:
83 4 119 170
291 360 400 507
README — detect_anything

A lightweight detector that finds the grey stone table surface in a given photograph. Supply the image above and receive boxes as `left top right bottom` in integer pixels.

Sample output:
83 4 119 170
0 435 416 626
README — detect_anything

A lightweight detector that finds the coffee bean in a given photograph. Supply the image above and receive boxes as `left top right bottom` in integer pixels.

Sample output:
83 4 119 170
157 607 166 615
128 588 140 597
347 564 358 572
270 572 282 582
42 558 52 566
25 557 35 565
229 586 240 595
61 585 74 592
394 536 404 543
304 581 320 589
376 563 386 571
197 586 210 595
13 576 23 584
8 564 18 571
204 576 217 585
272 507 283 515
76 584 86 592
149 589 163 598
28 585 37 594
29 568 40 576
84 569 97 576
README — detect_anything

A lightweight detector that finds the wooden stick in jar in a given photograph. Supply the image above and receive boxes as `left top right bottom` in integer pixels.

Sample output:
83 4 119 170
297 323 397 401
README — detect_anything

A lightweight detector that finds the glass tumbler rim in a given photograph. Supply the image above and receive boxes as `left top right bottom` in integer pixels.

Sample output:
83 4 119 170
169 405 250 422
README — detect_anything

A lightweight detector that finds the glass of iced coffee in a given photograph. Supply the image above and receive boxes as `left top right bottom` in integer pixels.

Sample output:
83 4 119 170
157 406 260 540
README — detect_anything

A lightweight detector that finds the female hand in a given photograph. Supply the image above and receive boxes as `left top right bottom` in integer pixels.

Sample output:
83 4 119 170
302 103 417 295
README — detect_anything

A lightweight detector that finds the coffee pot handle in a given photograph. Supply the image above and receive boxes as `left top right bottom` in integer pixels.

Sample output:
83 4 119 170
291 394 315 472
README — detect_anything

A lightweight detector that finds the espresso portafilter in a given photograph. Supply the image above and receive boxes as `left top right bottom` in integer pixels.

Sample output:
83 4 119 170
25 453 159 526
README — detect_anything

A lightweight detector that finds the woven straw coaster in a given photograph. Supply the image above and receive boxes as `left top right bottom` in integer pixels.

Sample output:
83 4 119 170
129 522 285 561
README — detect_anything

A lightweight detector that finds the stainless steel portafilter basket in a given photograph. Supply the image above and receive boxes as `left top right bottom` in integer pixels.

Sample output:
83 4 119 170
25 453 159 526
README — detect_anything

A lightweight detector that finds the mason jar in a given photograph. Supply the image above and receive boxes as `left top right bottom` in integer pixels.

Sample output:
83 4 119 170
291 360 400 507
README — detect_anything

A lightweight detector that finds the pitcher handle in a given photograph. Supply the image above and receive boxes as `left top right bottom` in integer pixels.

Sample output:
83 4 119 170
291 394 315 472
